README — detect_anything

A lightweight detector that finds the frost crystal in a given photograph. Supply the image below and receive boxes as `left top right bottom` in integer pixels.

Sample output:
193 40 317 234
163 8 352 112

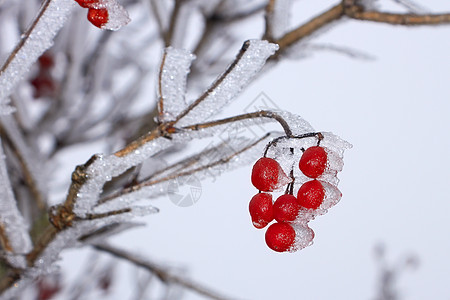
177 40 279 126
158 47 195 122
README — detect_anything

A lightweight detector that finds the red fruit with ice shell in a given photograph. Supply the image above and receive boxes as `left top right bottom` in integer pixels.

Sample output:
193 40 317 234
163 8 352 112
265 222 296 252
87 8 109 28
249 193 274 229
297 179 325 210
299 146 328 178
273 194 301 223
251 157 290 192
75 0 99 8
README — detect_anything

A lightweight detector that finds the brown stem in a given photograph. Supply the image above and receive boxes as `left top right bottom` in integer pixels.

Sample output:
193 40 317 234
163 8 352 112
273 1 450 58
182 110 293 137
94 243 235 300
164 0 182 46
0 123 46 210
347 9 450 25
274 3 344 57
263 0 277 41
114 127 162 157
263 132 322 157
157 51 168 121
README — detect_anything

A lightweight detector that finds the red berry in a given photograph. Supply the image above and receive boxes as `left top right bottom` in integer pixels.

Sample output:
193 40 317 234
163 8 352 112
38 53 54 69
273 194 301 223
30 76 56 98
251 157 289 192
87 8 109 28
265 222 296 252
249 193 273 229
299 146 327 178
297 180 325 209
75 0 99 8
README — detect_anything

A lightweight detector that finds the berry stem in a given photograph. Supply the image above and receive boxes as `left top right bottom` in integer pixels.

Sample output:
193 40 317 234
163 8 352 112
263 132 323 157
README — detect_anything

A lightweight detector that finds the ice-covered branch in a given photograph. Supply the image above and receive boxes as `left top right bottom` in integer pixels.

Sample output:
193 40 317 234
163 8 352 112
157 47 195 122
0 0 75 113
95 132 272 211
0 116 47 210
0 139 32 269
174 40 279 126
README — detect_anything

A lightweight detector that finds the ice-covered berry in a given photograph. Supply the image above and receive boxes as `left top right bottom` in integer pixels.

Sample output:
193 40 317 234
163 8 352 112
299 146 327 178
273 194 300 223
251 157 289 192
75 0 99 8
265 222 296 252
87 8 109 28
297 180 325 209
249 193 273 229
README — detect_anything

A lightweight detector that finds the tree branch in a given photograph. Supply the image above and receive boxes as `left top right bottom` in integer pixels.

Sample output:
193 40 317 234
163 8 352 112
94 243 235 300
273 1 450 58
347 9 450 25
97 132 270 205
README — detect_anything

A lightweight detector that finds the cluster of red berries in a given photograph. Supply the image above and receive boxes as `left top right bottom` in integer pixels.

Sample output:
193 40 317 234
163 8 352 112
249 142 343 253
74 0 109 28
30 52 57 99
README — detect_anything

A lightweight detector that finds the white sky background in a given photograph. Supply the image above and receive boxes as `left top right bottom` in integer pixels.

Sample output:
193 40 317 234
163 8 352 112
57 1 450 299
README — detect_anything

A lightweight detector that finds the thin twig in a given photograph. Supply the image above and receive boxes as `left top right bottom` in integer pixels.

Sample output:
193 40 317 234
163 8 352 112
273 1 450 58
347 9 450 25
157 50 168 121
93 243 236 300
182 110 293 137
263 0 277 41
274 3 344 57
98 133 270 204
164 0 182 46
0 122 46 210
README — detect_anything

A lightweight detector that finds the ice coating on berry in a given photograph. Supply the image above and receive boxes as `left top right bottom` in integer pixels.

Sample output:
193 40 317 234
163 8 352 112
75 0 98 8
265 222 296 252
297 180 325 209
249 193 274 229
294 181 342 219
289 224 315 252
317 181 342 211
273 194 301 223
86 0 130 30
251 157 290 192
299 146 327 178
